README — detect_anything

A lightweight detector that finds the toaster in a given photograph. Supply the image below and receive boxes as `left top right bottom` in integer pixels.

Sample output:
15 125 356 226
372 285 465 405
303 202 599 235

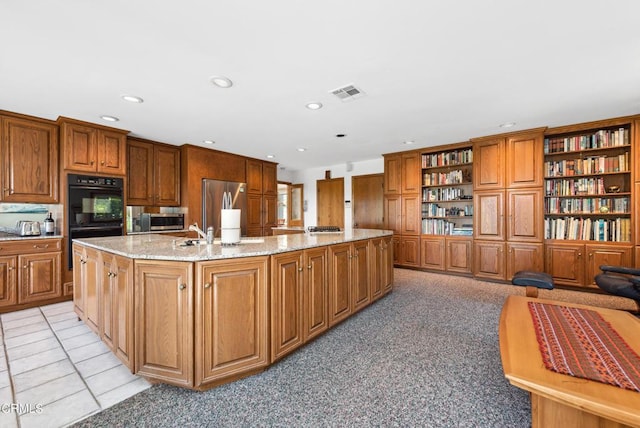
16 221 41 236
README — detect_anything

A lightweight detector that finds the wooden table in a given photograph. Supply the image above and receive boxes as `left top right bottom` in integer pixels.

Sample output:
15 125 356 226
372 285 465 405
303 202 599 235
499 295 640 428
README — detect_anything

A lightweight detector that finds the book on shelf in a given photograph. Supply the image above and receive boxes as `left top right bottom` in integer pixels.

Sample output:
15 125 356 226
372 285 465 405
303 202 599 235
421 149 472 168
544 216 630 241
543 127 629 154
544 153 629 176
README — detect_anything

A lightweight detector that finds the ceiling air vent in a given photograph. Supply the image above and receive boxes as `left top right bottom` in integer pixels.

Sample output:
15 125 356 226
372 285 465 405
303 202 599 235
330 84 366 102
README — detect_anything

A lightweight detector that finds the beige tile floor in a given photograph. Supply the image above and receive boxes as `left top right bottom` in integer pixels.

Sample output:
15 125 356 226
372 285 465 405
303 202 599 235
0 301 150 427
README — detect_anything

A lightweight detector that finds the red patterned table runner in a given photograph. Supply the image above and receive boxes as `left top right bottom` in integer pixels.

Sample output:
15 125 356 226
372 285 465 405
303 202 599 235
528 302 640 393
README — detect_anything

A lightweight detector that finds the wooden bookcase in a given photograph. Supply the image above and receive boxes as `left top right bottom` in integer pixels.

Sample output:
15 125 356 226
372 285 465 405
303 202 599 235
543 122 634 288
419 143 473 274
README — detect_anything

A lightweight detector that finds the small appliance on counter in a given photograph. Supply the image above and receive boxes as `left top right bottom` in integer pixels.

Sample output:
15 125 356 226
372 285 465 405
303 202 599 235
139 213 185 232
16 220 41 236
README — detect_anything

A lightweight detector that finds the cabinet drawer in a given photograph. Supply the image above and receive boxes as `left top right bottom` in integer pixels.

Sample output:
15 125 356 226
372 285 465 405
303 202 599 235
0 239 62 255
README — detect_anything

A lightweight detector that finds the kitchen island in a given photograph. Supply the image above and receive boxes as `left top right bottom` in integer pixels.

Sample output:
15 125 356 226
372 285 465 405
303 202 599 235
72 229 393 390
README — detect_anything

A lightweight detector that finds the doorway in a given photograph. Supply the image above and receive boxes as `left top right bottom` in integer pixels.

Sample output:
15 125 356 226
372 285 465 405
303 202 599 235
352 173 384 229
316 177 344 228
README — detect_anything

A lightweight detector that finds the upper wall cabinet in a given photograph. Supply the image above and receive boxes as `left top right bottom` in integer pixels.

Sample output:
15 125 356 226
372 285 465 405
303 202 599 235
59 117 128 175
473 130 544 190
127 138 181 206
1 113 59 203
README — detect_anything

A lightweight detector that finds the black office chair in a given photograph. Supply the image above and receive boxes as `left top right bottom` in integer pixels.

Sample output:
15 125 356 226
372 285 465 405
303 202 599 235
594 265 640 312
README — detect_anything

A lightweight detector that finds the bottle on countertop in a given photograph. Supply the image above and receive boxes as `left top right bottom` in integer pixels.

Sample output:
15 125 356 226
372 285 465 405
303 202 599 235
206 226 214 244
44 212 55 234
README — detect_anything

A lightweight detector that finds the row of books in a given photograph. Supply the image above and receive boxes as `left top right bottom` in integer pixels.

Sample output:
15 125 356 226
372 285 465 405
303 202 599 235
544 153 629 177
422 203 473 218
422 187 467 201
544 127 630 153
544 177 606 196
423 170 469 186
422 219 456 235
544 217 631 241
545 197 630 214
422 149 472 168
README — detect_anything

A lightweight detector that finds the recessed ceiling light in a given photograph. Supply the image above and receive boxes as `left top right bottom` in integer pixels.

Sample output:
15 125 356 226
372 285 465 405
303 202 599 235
336 134 346 138
266 154 275 159
499 122 516 128
297 148 307 152
100 115 119 122
403 140 415 145
306 102 323 110
121 95 144 103
210 76 233 88
203 140 215 144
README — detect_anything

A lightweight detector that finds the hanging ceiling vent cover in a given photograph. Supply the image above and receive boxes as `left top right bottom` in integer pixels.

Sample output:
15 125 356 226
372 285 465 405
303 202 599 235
330 84 366 102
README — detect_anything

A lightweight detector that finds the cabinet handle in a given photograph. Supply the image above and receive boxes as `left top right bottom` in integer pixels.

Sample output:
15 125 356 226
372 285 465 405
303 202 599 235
33 244 49 249
101 161 105 166
298 267 304 272
204 283 211 288
307 265 312 270
90 160 95 165
577 252 582 258
589 253 593 258
179 284 186 290
8 266 14 271
23 265 28 269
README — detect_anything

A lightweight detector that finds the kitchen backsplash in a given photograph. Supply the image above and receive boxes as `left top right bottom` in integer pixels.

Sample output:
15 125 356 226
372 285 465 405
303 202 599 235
0 203 63 233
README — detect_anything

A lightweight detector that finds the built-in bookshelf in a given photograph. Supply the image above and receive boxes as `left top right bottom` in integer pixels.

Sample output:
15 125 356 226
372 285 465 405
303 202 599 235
543 126 631 242
421 147 473 235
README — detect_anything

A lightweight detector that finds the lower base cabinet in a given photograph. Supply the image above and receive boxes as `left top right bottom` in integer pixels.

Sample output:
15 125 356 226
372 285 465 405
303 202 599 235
73 235 394 390
393 235 420 267
0 239 62 311
135 260 194 386
545 242 633 289
474 240 544 281
196 257 269 388
421 236 472 274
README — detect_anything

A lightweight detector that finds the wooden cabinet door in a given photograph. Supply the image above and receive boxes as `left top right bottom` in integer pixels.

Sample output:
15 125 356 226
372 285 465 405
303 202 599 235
473 138 505 190
263 194 277 234
506 133 543 188
351 240 370 312
195 257 268 387
545 243 584 287
446 238 472 274
392 235 401 265
262 162 277 196
400 235 421 267
401 152 421 194
155 144 181 206
101 255 116 351
270 252 304 361
126 139 154 205
246 159 263 194
474 190 505 241
506 242 544 280
384 195 402 234
136 260 193 387
18 252 61 304
369 238 385 300
421 236 445 271
303 247 328 341
506 188 543 242
382 236 394 293
72 244 86 318
63 122 98 172
83 248 101 334
473 241 505 280
401 194 421 235
97 129 126 175
384 154 401 194
246 193 263 230
328 243 352 326
585 245 633 289
113 255 134 369
1 116 59 203
0 256 17 307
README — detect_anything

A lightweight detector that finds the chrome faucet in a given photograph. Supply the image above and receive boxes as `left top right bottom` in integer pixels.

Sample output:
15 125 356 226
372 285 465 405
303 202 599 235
188 223 207 240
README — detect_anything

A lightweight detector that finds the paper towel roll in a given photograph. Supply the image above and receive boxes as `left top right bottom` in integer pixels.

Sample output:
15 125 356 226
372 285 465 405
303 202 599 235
221 228 240 244
221 209 241 229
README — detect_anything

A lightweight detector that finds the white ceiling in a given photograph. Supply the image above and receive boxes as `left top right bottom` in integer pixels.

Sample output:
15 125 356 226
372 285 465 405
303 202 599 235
2 1 640 172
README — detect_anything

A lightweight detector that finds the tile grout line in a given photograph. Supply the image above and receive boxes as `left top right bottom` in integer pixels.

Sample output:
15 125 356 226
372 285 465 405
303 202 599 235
36 307 103 413
0 314 21 428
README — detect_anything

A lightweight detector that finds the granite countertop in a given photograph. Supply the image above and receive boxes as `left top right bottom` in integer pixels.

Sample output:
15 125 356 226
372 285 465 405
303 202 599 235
73 228 393 262
0 232 63 242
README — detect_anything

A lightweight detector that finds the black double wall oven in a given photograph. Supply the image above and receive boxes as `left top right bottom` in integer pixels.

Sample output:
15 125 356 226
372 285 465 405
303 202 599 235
67 174 124 269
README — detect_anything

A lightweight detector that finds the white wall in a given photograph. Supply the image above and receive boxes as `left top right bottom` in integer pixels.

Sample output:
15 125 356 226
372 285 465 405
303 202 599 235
279 158 384 229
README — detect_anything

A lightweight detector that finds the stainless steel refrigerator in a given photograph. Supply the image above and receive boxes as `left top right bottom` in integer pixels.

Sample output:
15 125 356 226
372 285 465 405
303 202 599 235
202 179 248 237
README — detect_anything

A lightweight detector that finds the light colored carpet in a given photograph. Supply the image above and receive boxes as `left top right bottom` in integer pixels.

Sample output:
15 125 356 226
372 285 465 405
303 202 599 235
72 269 637 427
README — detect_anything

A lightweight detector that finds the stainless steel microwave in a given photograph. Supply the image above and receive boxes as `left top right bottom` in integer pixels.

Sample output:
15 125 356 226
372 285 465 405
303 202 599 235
140 213 185 231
